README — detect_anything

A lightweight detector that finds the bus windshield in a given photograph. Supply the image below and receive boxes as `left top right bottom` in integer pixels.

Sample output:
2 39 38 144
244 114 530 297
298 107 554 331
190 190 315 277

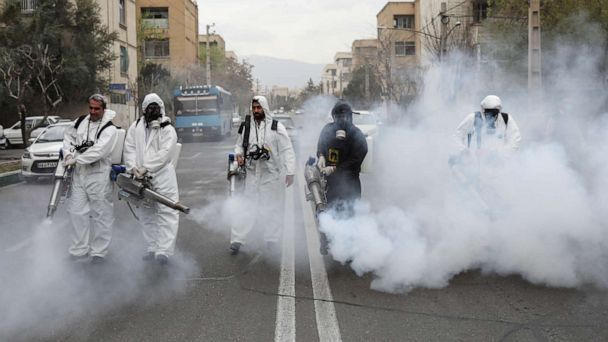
176 96 218 115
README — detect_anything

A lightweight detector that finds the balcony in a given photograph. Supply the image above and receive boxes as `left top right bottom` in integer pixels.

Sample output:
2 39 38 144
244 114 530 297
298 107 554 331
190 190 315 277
142 18 169 30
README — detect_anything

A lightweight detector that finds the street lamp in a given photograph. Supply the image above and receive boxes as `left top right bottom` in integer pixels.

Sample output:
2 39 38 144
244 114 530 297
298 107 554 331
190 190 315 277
205 23 215 85
440 21 461 61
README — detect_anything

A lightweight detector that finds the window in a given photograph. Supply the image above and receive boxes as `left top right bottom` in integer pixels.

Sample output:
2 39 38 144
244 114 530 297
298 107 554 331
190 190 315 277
119 0 126 26
141 7 169 29
473 0 489 22
144 39 170 58
394 15 414 29
395 41 415 56
120 46 129 74
21 0 38 13
110 92 128 104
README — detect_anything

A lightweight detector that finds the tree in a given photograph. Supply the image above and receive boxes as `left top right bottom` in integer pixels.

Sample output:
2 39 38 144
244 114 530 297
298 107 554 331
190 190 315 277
487 0 608 81
296 78 322 106
342 65 382 109
0 0 116 128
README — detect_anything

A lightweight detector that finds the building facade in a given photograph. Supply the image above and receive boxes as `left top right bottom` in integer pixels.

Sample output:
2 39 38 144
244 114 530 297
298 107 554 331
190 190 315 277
351 39 379 70
321 64 337 96
137 0 199 73
376 1 422 68
98 0 138 128
334 52 352 97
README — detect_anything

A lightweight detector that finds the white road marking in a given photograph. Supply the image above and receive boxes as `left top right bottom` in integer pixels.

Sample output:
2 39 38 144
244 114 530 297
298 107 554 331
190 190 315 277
275 185 296 342
298 174 342 342
181 152 202 160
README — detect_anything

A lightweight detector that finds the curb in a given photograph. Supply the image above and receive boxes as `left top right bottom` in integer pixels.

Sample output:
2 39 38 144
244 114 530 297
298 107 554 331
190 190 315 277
0 170 22 188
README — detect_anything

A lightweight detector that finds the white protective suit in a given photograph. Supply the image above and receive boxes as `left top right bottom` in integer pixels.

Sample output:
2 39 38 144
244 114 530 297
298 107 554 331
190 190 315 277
123 93 180 257
63 110 118 258
231 95 296 246
454 100 522 152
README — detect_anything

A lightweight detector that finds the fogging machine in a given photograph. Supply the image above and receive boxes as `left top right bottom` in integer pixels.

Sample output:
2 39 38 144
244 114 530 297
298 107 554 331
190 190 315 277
47 150 74 218
113 166 190 214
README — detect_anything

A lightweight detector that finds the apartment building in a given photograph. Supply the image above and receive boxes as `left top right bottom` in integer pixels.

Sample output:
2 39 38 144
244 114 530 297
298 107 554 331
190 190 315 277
334 52 352 96
322 64 337 96
352 39 379 70
137 0 199 73
225 50 238 61
0 0 138 126
376 1 422 68
199 33 226 56
99 0 138 127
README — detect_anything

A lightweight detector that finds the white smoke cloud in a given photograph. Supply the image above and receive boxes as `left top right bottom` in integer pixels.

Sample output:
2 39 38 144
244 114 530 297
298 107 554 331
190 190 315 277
0 202 199 340
315 17 608 293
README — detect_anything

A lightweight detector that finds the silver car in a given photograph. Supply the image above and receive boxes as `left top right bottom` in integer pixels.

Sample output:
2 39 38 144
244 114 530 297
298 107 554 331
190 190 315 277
4 115 61 147
21 122 72 182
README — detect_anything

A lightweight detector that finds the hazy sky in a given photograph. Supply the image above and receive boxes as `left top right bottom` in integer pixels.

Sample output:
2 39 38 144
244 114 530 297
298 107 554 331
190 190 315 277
198 0 391 64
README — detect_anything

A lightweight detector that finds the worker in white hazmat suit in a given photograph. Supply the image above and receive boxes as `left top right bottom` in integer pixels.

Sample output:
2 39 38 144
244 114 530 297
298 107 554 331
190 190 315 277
62 94 118 264
455 95 521 153
123 93 179 265
229 95 296 256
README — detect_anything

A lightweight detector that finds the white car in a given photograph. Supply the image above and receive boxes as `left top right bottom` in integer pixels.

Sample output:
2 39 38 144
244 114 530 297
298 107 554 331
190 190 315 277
0 124 6 149
21 122 72 182
4 116 61 147
352 110 381 173
274 114 301 156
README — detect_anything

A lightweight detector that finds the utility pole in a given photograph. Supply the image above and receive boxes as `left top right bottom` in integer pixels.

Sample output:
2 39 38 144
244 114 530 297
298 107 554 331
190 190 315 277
528 0 542 100
205 23 215 86
439 2 448 61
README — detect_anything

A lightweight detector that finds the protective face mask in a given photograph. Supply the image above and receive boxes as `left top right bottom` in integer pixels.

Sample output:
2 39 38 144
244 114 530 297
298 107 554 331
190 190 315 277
145 103 162 125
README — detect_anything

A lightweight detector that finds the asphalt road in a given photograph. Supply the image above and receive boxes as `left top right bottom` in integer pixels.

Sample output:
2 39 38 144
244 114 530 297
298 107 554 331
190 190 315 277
1 127 607 341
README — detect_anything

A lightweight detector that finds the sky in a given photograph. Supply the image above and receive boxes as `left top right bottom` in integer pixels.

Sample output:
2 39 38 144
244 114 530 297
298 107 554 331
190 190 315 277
198 0 392 64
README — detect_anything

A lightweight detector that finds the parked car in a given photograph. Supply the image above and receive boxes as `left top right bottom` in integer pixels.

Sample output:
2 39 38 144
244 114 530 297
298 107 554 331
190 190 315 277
232 113 242 129
274 114 301 157
0 124 6 149
4 115 61 147
21 122 71 182
352 110 381 173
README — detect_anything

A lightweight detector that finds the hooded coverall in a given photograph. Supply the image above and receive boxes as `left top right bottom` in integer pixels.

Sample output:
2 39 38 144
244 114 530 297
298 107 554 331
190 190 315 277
123 93 180 257
63 111 118 258
230 95 296 246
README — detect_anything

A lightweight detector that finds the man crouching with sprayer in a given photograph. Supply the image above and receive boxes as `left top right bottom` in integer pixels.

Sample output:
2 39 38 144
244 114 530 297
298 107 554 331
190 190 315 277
122 93 185 266
60 94 119 264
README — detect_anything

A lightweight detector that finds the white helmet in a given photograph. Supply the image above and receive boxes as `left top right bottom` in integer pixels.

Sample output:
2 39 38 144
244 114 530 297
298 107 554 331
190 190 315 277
480 95 502 113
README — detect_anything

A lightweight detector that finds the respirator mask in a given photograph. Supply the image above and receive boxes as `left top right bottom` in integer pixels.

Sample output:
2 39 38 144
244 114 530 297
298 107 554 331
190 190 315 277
483 108 500 134
248 144 271 160
145 102 162 128
333 113 350 140
73 140 94 153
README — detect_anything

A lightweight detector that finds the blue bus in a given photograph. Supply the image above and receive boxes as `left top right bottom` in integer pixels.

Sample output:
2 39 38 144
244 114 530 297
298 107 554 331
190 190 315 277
173 85 233 141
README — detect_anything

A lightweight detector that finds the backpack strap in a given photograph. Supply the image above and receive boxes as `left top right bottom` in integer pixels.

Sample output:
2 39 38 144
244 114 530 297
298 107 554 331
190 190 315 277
271 119 278 131
136 117 141 126
96 121 116 140
242 115 251 157
74 114 87 129
160 121 172 128
467 112 483 149
501 112 509 126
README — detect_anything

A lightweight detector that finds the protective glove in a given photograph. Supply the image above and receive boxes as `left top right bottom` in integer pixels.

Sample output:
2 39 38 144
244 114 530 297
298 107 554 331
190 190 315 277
63 155 76 167
134 167 148 178
317 155 326 169
321 166 335 176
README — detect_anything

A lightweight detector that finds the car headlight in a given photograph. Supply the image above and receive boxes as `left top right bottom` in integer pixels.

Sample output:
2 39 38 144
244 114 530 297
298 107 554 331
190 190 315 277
22 151 31 159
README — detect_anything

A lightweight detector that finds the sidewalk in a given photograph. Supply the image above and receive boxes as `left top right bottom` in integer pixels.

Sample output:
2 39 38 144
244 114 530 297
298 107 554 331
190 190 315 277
0 161 22 187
